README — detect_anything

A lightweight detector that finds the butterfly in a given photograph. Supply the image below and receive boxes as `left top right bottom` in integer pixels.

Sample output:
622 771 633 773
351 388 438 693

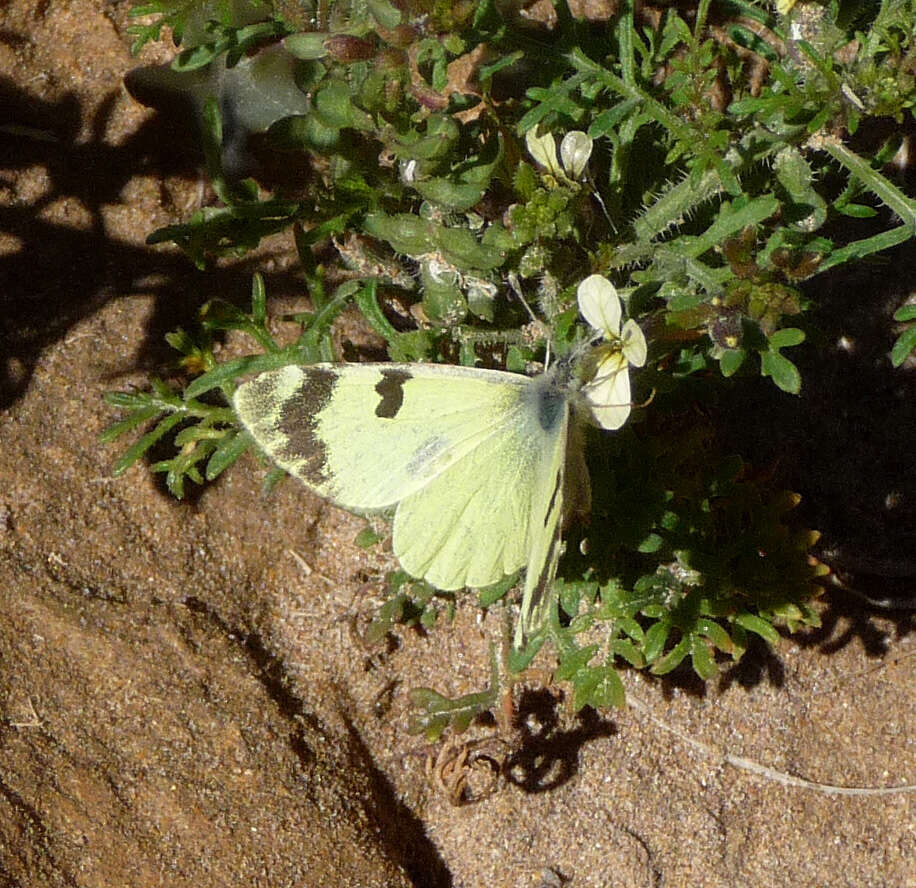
233 277 644 647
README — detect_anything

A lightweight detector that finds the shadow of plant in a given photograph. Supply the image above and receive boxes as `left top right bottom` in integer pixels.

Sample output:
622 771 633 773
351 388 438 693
506 688 617 794
0 75 302 408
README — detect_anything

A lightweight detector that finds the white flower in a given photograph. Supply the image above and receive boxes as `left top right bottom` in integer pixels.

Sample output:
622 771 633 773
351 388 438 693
577 274 647 430
525 129 593 183
559 131 592 179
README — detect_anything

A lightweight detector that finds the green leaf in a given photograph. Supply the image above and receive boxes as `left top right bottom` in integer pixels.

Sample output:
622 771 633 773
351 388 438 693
588 99 641 138
184 353 295 399
284 32 329 60
364 212 437 255
719 348 745 377
760 349 802 394
222 47 312 133
314 79 373 130
414 178 486 212
573 665 625 710
650 636 690 674
99 403 164 444
112 412 186 476
836 202 879 219
642 620 670 662
477 574 517 607
891 325 916 367
768 327 805 349
435 226 506 271
554 644 599 681
205 430 249 480
733 612 780 645
611 638 646 669
354 279 402 346
695 618 734 654
689 635 718 680
355 526 383 548
366 0 402 28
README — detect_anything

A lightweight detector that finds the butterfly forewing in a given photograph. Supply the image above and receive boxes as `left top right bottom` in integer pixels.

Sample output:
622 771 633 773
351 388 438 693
235 363 533 510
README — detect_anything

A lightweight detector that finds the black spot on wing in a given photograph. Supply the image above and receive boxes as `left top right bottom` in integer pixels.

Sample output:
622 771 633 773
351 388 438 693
276 366 337 484
375 368 411 418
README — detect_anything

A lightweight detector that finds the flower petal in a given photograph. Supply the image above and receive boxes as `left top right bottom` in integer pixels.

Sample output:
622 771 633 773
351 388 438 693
621 318 647 367
560 131 593 179
525 129 560 175
577 274 621 336
582 351 631 429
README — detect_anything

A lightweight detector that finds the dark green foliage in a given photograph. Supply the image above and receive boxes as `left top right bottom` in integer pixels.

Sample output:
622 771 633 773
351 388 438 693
106 0 916 724
891 302 916 366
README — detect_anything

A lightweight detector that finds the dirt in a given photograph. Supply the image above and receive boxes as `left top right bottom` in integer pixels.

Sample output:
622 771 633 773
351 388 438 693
1 2 914 886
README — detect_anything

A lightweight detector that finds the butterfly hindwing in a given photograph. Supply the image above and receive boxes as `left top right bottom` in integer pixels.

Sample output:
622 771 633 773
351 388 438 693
514 403 591 647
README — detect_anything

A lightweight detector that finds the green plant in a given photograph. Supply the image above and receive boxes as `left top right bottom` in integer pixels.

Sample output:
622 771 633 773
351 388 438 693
107 0 914 733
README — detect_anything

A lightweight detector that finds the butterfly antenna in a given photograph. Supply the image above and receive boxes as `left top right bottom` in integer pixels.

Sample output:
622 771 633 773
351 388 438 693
507 271 538 323
507 272 555 367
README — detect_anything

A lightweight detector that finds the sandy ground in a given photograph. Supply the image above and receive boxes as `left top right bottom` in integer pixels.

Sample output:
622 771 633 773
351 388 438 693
1 2 914 886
